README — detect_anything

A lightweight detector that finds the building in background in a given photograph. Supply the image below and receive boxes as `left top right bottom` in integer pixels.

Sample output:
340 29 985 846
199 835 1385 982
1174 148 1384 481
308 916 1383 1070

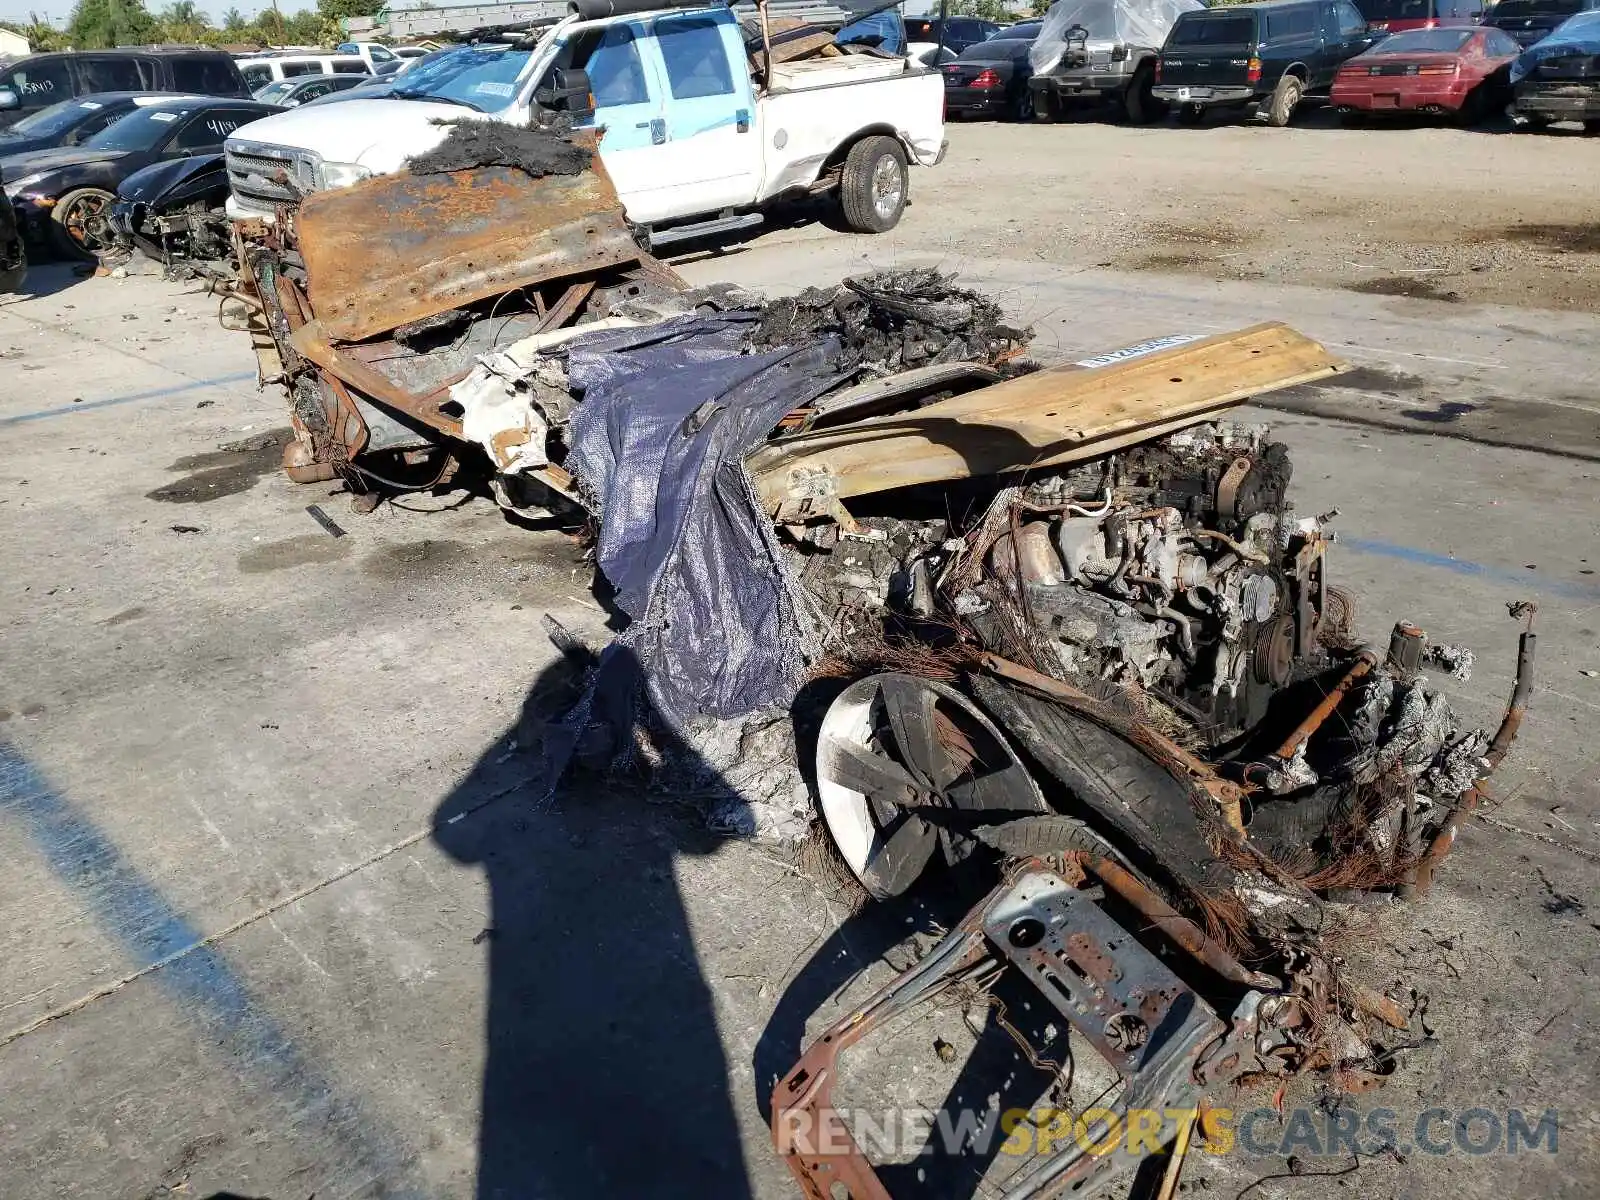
0 28 31 60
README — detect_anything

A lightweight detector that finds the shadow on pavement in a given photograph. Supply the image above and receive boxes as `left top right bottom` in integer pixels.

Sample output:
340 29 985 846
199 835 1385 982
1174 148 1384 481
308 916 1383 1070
431 643 753 1200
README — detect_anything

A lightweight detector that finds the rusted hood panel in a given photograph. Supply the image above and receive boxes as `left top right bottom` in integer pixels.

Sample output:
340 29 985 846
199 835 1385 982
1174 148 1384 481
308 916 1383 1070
298 161 640 343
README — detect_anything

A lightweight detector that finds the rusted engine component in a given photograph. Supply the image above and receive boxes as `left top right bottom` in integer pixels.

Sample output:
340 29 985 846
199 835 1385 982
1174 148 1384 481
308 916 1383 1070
772 862 1276 1200
1404 604 1536 896
942 423 1330 740
296 159 640 343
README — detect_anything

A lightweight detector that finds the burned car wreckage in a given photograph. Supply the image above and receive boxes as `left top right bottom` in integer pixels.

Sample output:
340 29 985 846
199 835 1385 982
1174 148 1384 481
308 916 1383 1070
217 121 1534 1199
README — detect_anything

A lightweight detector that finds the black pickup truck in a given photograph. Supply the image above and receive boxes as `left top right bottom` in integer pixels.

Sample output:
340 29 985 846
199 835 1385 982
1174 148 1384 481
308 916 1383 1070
1153 0 1384 124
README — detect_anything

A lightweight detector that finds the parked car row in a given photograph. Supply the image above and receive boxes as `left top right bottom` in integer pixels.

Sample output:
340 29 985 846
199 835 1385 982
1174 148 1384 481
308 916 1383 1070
944 0 1600 130
3 94 279 260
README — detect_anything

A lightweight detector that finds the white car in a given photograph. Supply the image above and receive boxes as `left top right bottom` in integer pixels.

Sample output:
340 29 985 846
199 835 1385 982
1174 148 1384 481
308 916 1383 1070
225 1 946 239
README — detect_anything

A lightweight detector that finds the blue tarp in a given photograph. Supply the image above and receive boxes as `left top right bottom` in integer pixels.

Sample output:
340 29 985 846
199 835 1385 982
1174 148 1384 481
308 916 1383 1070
1511 10 1600 82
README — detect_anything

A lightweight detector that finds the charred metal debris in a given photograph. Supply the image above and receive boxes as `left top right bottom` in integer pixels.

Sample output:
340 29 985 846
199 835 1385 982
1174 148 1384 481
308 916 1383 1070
221 144 1535 1200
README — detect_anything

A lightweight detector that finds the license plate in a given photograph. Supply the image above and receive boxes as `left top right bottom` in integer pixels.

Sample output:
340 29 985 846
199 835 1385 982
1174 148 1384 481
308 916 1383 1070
1177 87 1191 101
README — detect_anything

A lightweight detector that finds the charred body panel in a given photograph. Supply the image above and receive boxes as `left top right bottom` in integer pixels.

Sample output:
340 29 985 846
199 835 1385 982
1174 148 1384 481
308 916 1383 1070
109 153 233 273
296 158 639 343
773 862 1275 1200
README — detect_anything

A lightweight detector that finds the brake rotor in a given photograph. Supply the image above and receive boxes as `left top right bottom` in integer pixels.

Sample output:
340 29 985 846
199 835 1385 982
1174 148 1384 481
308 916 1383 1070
815 673 1047 900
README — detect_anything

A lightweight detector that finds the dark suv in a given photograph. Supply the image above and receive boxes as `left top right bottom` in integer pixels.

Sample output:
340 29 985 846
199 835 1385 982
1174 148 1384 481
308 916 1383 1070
0 50 249 130
1484 0 1600 47
1153 0 1384 125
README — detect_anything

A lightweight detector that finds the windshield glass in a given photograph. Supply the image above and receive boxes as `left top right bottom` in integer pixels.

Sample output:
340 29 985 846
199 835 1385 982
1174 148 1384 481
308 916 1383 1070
5 97 111 138
255 80 297 104
1495 0 1582 16
1376 27 1474 49
83 104 195 152
389 44 532 110
1168 13 1255 44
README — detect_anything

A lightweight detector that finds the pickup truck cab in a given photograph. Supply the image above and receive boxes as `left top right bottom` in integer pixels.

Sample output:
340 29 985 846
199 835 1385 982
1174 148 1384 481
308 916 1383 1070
224 1 945 241
1154 0 1384 124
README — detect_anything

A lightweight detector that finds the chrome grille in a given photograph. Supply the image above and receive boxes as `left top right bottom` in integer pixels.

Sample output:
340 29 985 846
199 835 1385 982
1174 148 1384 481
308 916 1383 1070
226 140 307 215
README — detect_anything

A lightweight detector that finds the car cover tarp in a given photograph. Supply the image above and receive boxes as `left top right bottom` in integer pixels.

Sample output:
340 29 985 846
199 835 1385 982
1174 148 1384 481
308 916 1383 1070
547 313 847 771
1030 0 1203 73
1511 11 1600 82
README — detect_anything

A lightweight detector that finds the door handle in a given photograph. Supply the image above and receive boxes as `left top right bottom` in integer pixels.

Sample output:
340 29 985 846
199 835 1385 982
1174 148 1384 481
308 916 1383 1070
650 117 666 144
736 107 750 132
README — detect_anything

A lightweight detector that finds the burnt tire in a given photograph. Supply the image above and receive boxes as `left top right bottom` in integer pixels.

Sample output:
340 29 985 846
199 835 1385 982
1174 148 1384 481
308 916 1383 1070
1123 65 1166 124
1265 74 1303 127
969 676 1237 904
839 135 909 234
49 187 117 260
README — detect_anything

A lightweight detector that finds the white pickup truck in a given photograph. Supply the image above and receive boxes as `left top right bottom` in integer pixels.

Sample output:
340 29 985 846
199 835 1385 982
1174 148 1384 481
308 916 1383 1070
225 0 947 243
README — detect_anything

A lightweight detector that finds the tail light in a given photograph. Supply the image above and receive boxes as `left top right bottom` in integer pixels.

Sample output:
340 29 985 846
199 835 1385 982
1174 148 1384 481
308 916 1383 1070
1417 62 1458 73
1154 59 1162 82
970 68 1002 89
1247 56 1262 82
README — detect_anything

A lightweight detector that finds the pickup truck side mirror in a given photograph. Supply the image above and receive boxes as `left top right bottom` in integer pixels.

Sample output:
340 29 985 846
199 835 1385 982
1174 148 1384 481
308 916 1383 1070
535 67 593 118
0 87 19 112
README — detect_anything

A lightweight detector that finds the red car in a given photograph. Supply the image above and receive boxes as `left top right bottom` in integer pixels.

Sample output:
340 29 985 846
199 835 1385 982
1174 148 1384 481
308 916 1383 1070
1331 26 1522 118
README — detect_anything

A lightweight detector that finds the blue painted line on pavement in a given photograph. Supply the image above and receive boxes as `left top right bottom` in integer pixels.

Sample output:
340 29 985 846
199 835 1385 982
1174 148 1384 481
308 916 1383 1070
0 371 257 427
0 741 419 1195
1340 536 1600 601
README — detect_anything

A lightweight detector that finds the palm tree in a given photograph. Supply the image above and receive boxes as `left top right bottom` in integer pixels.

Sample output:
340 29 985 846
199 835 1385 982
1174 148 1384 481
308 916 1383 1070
222 5 248 33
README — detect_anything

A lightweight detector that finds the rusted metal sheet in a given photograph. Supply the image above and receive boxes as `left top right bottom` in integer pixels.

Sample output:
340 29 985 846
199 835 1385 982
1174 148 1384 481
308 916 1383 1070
297 161 640 343
291 320 464 438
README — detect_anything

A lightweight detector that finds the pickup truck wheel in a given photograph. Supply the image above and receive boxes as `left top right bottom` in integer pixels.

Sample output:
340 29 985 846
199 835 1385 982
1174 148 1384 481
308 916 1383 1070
1123 66 1166 124
50 187 117 260
1265 74 1303 127
840 135 908 233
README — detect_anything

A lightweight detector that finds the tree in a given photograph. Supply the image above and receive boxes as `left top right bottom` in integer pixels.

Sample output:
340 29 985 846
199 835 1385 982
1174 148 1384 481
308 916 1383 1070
284 8 325 42
221 5 248 33
945 0 1020 21
66 0 163 48
257 7 286 42
316 0 383 22
157 0 210 41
